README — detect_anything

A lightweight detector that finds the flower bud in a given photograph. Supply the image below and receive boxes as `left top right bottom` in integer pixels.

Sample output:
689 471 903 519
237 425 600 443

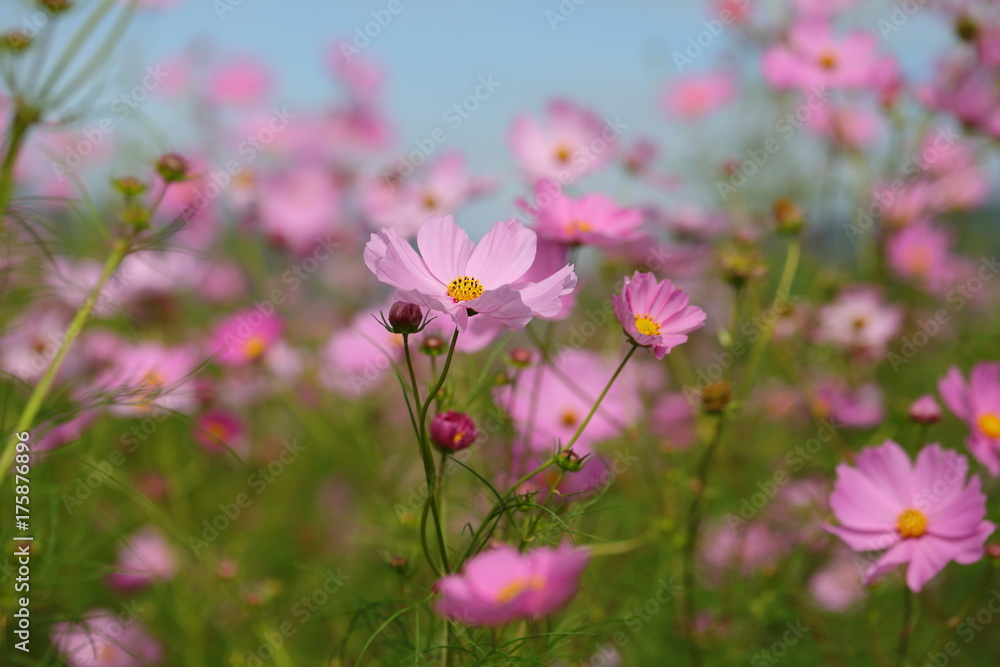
987 543 1000 560
555 449 586 473
955 15 979 42
908 395 941 424
388 301 423 334
429 411 477 452
112 176 147 197
3 32 32 54
772 198 804 235
156 153 189 182
420 334 446 357
509 347 533 368
701 380 731 414
718 244 766 288
39 0 72 14
122 204 151 230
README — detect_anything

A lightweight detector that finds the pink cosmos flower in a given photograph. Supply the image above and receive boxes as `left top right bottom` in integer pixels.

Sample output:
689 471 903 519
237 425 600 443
495 349 635 453
805 104 883 149
257 166 340 255
435 542 589 626
363 152 494 238
107 527 178 591
910 395 942 424
509 99 614 184
364 215 577 331
320 305 403 396
887 222 959 294
816 286 902 359
814 379 885 429
211 310 284 367
808 548 866 612
939 362 1000 475
208 56 271 107
521 181 644 247
922 60 1000 139
792 0 858 17
194 410 248 455
825 441 995 592
661 71 735 118
612 271 707 359
763 22 884 91
93 343 200 416
51 609 163 667
701 521 790 579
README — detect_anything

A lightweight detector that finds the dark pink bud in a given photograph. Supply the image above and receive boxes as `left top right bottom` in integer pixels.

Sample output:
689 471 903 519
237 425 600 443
909 395 941 424
430 411 477 452
388 301 423 334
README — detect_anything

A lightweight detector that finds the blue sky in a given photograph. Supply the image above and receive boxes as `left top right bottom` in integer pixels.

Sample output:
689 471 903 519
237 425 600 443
2 0 955 226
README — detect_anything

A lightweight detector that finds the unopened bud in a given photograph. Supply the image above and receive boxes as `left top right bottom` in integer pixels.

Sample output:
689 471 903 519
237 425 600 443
509 347 533 368
39 0 72 14
908 395 941 425
4 32 32 54
156 153 189 182
772 198 804 235
955 15 979 42
122 204 150 230
112 176 147 197
701 380 731 414
420 334 445 357
388 301 423 334
555 449 585 473
429 411 477 452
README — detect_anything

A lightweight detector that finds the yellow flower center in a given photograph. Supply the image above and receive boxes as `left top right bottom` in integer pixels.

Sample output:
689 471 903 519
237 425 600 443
896 508 928 539
907 247 931 275
422 193 438 210
978 413 1000 439
207 421 229 440
447 276 484 302
560 410 578 427
243 335 267 359
634 313 661 337
818 50 837 70
452 430 466 445
564 220 592 235
496 575 545 603
852 316 867 331
553 143 573 164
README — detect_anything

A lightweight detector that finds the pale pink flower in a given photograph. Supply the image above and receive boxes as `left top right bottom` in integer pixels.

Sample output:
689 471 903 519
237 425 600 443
763 22 884 91
364 215 576 331
51 609 162 667
612 271 707 359
816 286 902 358
107 527 178 590
939 362 1000 475
661 71 735 118
509 99 615 184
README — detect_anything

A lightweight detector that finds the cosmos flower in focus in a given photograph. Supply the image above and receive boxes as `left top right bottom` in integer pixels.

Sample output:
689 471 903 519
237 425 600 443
612 271 707 359
364 215 576 331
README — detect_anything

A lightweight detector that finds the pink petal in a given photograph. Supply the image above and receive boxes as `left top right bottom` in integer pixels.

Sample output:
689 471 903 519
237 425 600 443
416 215 474 284
466 219 537 288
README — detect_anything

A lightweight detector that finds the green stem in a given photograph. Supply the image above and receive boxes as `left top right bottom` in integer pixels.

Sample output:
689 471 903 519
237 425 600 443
0 237 130 487
0 110 34 221
897 586 915 666
681 413 726 667
459 343 638 567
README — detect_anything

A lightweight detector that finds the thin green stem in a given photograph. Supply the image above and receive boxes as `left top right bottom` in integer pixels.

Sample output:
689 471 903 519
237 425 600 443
0 237 130 486
680 413 726 667
897 586 915 666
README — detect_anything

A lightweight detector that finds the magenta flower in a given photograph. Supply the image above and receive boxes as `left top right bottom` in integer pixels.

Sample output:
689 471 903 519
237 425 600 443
661 71 735 119
211 310 284 367
887 222 960 294
435 543 589 626
825 441 995 592
909 395 942 425
430 411 478 452
364 215 576 331
51 609 163 667
258 166 340 255
612 271 706 359
194 410 248 455
106 527 178 591
524 181 644 247
939 362 1000 475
